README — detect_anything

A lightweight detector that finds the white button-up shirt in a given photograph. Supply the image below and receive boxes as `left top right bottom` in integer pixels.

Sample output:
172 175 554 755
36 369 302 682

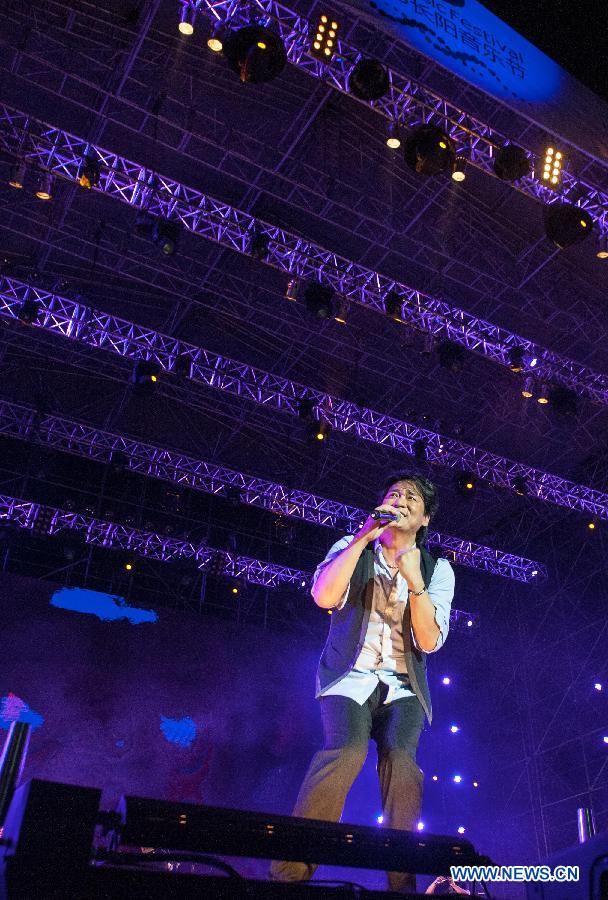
312 535 455 705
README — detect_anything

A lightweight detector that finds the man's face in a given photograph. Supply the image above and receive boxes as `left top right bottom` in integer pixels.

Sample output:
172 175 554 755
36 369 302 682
382 480 430 533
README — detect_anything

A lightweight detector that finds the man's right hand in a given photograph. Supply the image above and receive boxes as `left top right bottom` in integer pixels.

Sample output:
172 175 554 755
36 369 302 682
355 504 402 544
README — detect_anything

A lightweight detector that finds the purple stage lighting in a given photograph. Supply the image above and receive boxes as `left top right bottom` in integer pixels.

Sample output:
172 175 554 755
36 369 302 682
457 826 466 834
453 775 462 783
603 736 608 744
376 814 384 824
594 683 602 691
417 821 425 831
450 725 460 733
442 676 451 685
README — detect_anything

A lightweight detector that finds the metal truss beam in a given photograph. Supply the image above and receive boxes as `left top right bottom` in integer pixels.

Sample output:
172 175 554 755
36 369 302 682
1 106 608 405
191 0 608 228
1 274 607 521
0 399 544 582
0 491 476 630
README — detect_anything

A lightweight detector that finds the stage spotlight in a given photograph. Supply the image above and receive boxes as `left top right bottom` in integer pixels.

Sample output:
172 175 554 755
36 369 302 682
310 14 340 61
413 439 427 462
348 58 389 101
18 298 41 325
508 347 525 373
451 155 466 182
303 281 334 319
542 145 563 187
334 298 349 324
403 124 455 176
493 144 530 181
588 520 597 531
35 171 54 200
596 235 608 259
438 340 465 374
450 724 459 733
595 682 603 690
248 227 269 259
384 291 403 321
298 397 315 419
308 418 331 442
456 472 476 495
153 218 179 256
223 25 287 84
544 203 593 248
208 21 230 51
386 121 401 149
178 1 196 34
537 383 550 404
521 377 534 399
8 160 26 189
513 475 528 496
173 353 192 378
417 821 425 831
124 561 135 573
132 359 160 391
285 278 298 302
457 826 466 835
453 775 462 783
78 154 100 189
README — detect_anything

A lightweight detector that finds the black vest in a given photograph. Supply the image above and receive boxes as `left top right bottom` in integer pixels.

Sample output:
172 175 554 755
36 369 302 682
315 543 438 723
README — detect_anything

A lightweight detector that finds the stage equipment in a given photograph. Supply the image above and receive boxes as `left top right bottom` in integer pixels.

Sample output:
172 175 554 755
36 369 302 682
248 228 270 259
525 830 608 899
597 235 608 259
542 145 563 187
508 347 526 373
521 377 534 399
403 125 455 176
348 58 389 101
16 299 40 325
386 121 401 149
536 383 550 405
456 473 476 496
153 218 179 256
303 282 334 319
132 360 160 390
34 171 53 200
285 278 298 302
223 26 287 84
310 14 339 61
451 156 466 182
116 794 484 876
8 161 26 189
333 298 348 324
4 105 606 403
384 291 403 321
178 0 197 34
544 203 593 248
207 21 230 51
307 419 331 442
173 353 192 378
0 723 31 827
78 154 100 189
513 476 528 496
493 144 530 181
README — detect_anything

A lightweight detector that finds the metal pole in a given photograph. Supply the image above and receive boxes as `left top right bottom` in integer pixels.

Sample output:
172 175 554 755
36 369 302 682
0 722 31 830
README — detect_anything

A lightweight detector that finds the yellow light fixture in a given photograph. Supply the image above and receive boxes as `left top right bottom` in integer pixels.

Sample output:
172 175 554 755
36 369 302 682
542 144 563 188
311 13 340 60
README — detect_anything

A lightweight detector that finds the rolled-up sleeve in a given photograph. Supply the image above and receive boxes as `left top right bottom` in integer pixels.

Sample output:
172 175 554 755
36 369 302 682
311 535 354 610
411 557 455 653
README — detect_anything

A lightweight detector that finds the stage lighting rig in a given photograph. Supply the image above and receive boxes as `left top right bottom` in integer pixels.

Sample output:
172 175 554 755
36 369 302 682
451 155 466 182
542 145 563 187
132 360 160 392
35 171 53 200
513 475 528 496
173 353 192 378
223 25 287 84
385 121 401 150
333 297 349 324
310 14 339 61
456 473 476 496
536 383 550 404
521 377 534 399
178 0 197 34
348 58 389 101
403 125 455 176
303 281 334 319
493 144 530 182
8 160 26 189
247 227 269 259
152 218 179 256
78 154 100 189
384 291 403 321
596 235 608 259
207 21 230 52
308 418 331 442
18 298 41 325
544 203 593 249
285 278 298 302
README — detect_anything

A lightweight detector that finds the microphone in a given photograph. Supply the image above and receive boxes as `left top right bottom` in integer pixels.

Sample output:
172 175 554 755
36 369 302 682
371 510 401 522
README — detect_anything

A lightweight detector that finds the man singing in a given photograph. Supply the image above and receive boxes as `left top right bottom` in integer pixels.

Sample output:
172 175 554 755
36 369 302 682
270 472 455 894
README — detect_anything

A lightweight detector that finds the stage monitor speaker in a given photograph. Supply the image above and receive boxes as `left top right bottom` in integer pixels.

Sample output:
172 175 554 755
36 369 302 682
525 831 608 900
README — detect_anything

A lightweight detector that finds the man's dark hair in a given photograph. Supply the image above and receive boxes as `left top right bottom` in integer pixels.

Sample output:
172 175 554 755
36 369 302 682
377 472 439 546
